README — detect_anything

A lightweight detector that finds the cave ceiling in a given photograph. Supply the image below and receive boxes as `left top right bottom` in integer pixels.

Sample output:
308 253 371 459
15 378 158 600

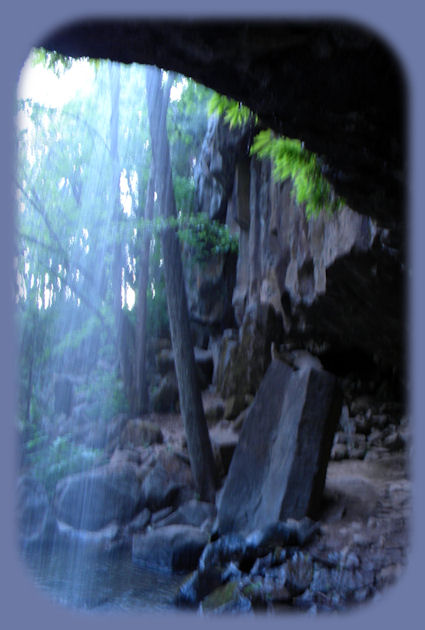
40 19 406 229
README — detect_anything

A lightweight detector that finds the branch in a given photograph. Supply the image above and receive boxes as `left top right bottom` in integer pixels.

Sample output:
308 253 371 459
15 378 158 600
16 179 98 288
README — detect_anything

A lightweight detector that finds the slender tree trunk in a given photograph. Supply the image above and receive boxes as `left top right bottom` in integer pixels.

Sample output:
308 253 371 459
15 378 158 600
145 66 217 501
133 168 155 414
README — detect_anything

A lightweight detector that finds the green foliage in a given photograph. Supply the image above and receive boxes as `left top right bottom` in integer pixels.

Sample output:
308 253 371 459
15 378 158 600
16 54 235 433
30 47 73 77
17 299 58 423
135 212 238 265
176 213 239 265
208 93 344 219
25 431 103 496
250 130 344 219
208 92 257 128
173 174 195 214
79 369 129 423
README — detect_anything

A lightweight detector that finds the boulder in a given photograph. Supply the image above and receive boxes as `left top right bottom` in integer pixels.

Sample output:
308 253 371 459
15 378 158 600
132 524 209 573
204 398 225 425
54 463 141 531
141 462 182 511
200 581 252 615
217 360 341 534
119 418 163 448
127 507 151 533
209 421 239 477
153 499 216 529
56 520 120 553
151 372 179 412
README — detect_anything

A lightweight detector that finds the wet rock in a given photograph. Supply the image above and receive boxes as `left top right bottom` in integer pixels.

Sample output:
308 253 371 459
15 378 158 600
175 567 223 608
221 561 243 583
200 580 252 615
17 475 56 548
55 464 141 531
245 517 319 550
153 499 217 529
247 571 291 606
249 551 283 577
141 463 182 511
151 505 175 524
285 552 314 596
199 533 248 573
119 418 163 449
132 524 208 573
126 507 151 533
56 520 120 552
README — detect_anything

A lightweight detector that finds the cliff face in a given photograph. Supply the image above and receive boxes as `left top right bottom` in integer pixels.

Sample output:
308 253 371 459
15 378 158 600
191 117 404 397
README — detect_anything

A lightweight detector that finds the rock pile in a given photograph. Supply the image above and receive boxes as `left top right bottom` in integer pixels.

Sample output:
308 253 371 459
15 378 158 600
330 378 407 463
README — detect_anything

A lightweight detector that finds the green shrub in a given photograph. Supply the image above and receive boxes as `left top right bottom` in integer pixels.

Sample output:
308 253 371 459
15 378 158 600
176 212 239 265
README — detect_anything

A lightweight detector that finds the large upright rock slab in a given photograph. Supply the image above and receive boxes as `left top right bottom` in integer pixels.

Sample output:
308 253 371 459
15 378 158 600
217 360 341 534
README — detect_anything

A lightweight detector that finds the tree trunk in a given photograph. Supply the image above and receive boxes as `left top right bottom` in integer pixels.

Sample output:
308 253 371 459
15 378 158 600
132 168 155 414
145 66 217 501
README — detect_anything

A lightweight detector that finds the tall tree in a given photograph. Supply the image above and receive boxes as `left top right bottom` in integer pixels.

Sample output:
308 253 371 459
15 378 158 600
130 167 155 414
146 66 217 502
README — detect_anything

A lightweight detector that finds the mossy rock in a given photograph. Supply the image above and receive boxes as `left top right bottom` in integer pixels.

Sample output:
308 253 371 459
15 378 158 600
200 580 251 614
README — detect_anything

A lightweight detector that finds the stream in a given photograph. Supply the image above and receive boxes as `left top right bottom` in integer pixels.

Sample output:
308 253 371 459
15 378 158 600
21 543 188 614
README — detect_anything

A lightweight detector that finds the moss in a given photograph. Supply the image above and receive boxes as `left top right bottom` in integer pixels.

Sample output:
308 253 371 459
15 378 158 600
201 581 240 612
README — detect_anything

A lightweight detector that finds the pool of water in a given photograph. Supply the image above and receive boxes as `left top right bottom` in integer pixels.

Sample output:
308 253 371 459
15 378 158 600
21 543 188 614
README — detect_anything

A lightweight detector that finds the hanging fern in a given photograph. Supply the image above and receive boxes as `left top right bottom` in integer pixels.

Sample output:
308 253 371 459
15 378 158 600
208 93 344 219
208 93 257 128
250 130 344 219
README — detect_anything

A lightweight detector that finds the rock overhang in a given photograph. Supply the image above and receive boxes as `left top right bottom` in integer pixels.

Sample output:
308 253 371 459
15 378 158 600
40 18 406 228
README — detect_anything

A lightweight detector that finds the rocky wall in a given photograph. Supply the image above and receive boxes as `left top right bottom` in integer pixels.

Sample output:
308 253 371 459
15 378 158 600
189 117 404 407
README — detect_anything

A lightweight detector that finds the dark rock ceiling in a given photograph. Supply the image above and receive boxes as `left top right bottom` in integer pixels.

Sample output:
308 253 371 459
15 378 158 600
40 19 406 230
